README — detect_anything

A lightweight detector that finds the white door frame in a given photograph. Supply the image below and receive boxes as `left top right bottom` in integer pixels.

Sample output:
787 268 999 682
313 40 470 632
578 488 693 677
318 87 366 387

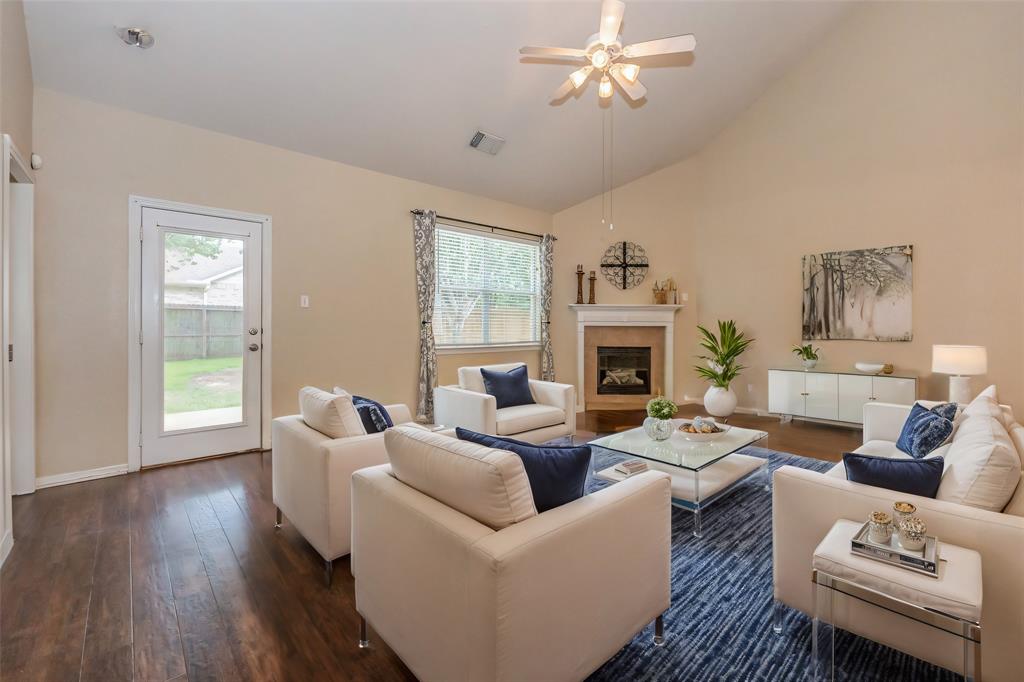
1 135 34 564
127 195 272 472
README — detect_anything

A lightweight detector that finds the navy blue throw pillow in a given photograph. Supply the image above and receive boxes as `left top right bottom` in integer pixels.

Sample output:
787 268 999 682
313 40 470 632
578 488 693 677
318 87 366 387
895 403 955 458
456 428 591 512
843 453 944 498
352 396 394 434
480 365 535 409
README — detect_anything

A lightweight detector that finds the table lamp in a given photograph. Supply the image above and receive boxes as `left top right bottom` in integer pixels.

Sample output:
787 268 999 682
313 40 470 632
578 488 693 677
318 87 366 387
932 345 987 404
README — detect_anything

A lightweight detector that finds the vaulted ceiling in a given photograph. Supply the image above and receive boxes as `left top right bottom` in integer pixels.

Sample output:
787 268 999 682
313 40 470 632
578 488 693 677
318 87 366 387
24 1 852 211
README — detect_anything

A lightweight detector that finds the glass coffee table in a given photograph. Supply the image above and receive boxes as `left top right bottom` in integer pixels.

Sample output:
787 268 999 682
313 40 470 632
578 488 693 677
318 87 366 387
590 420 769 537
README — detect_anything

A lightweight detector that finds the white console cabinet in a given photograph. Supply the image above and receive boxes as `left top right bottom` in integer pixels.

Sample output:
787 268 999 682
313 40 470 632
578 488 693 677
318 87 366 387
768 369 916 425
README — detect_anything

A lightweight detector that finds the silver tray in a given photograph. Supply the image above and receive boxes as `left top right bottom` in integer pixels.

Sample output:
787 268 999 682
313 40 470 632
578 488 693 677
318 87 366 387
850 522 940 577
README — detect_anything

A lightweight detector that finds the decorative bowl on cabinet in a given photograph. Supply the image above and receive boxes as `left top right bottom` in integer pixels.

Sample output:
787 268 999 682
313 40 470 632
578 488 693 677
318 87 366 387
854 362 885 374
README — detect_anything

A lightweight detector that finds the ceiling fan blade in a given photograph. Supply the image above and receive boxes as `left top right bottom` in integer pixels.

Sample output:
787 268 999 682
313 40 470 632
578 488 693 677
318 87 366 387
622 34 696 58
598 0 625 45
610 68 647 100
519 46 588 58
550 78 576 101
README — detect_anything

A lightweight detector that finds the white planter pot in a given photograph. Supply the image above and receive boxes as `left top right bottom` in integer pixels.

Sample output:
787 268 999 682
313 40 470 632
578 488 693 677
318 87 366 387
802 358 818 370
704 385 738 418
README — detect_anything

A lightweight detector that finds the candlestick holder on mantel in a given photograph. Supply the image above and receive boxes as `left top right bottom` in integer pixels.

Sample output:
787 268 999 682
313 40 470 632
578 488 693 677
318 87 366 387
575 265 585 305
588 270 596 304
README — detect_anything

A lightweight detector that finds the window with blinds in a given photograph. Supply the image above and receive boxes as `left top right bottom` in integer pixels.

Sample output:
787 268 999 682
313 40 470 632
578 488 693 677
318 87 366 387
434 225 541 348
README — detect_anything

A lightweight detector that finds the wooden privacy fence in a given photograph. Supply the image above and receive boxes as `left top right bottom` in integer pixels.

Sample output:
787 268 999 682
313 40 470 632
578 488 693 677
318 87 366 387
165 304 243 360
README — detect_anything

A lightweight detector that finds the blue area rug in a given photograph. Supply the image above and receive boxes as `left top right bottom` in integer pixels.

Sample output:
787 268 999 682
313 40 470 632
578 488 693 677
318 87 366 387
577 444 958 682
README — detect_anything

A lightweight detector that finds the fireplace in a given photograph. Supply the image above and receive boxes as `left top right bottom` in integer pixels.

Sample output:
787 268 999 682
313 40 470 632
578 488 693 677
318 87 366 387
597 346 652 395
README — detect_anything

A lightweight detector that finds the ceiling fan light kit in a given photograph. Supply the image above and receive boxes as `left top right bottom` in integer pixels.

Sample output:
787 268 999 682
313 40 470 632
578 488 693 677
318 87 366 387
519 0 695 103
115 26 155 49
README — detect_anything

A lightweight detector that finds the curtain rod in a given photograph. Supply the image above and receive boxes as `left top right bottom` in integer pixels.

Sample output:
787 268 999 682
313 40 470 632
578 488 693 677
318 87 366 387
410 209 555 241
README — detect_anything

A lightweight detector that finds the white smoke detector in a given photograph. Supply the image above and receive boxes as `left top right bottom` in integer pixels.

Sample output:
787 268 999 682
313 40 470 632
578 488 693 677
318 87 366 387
469 130 506 155
116 26 155 49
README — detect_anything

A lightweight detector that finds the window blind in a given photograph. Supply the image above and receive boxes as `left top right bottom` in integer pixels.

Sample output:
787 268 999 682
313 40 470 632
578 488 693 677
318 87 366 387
434 225 541 347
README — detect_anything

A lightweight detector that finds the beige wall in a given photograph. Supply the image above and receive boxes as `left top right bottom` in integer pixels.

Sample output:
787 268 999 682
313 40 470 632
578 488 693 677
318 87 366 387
551 157 704 402
0 0 33 153
555 1 1024 411
32 88 549 478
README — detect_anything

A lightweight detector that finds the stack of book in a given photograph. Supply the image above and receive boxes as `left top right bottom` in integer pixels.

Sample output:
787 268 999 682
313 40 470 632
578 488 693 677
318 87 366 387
614 459 649 476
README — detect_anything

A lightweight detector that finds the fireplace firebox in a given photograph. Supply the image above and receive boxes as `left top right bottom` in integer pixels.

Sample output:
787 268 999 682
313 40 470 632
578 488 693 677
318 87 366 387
597 346 652 395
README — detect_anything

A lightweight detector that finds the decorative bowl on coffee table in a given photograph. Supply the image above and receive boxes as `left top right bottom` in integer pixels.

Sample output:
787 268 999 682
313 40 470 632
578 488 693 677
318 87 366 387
677 419 731 442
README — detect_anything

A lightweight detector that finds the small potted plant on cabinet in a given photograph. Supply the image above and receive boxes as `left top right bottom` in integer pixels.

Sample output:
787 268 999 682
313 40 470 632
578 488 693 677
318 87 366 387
694 320 754 418
644 396 678 441
792 343 820 370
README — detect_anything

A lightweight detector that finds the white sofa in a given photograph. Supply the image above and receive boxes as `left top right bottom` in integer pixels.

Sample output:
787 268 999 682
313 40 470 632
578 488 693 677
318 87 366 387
773 399 1024 680
351 426 671 682
433 362 576 444
272 387 421 584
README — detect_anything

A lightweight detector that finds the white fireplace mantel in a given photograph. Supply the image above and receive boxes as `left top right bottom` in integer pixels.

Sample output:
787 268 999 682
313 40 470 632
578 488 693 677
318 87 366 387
569 304 684 411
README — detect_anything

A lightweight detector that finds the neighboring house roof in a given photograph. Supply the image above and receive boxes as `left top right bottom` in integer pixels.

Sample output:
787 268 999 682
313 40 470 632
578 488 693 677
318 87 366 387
165 249 243 286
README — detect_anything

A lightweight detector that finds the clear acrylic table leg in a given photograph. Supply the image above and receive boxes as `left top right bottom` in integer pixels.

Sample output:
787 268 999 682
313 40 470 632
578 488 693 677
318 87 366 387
964 631 982 682
812 578 835 681
692 469 702 538
772 598 784 634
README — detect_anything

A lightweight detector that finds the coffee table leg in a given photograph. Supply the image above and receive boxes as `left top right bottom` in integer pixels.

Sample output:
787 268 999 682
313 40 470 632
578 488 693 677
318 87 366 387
692 470 702 538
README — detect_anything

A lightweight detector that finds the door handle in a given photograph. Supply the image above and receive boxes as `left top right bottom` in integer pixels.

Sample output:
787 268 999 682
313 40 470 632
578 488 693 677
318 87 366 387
248 343 260 352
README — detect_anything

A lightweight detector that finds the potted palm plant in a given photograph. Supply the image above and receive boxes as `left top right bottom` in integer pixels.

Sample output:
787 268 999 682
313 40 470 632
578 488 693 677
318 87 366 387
694 320 754 418
792 343 820 369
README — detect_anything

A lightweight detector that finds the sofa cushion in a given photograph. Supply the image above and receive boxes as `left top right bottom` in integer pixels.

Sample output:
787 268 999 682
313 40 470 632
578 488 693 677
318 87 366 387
481 364 535 409
1001 472 1024 517
936 414 1022 511
384 425 537 530
458 362 525 395
299 386 365 438
456 428 592 513
853 440 912 460
961 385 1019 435
843 452 944 498
495 403 565 436
895 403 955 458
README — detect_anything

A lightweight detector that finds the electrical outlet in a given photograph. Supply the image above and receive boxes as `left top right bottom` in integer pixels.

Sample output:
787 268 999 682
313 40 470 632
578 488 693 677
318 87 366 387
300 295 310 308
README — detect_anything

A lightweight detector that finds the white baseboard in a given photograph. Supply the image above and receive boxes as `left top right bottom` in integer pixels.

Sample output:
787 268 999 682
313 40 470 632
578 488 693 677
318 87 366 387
0 529 13 567
35 463 129 490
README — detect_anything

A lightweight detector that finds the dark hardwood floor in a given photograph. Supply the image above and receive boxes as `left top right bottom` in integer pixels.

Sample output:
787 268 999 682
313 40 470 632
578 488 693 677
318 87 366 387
0 409 860 681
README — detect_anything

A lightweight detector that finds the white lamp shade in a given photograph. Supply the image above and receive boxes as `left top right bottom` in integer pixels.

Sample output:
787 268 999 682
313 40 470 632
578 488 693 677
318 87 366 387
932 345 987 376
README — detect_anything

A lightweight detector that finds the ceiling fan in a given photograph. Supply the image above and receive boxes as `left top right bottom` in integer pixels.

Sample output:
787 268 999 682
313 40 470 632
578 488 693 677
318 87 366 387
519 0 696 102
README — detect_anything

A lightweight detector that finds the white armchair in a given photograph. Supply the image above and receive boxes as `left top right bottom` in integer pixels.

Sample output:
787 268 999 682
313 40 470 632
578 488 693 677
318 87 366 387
272 391 419 585
433 362 576 444
352 426 672 682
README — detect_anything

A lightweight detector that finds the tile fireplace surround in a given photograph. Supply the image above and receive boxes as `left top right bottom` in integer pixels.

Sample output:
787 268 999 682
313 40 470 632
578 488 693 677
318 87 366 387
569 304 684 412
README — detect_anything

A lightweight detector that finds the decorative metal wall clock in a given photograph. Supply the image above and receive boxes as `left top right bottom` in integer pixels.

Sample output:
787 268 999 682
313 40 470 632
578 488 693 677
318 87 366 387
601 241 649 290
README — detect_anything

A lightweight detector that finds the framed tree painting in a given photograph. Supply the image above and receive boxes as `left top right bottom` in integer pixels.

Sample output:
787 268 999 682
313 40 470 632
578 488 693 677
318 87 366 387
802 245 913 341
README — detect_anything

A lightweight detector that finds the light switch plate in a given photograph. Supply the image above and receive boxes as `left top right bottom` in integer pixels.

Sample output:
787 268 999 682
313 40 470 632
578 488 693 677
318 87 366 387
300 295 310 308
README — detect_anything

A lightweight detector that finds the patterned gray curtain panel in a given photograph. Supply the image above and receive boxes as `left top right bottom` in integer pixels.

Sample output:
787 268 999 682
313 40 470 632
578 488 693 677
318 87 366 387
539 234 556 381
413 210 438 422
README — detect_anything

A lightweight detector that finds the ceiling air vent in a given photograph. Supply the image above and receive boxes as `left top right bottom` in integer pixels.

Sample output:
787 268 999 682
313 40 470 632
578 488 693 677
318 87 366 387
469 130 506 155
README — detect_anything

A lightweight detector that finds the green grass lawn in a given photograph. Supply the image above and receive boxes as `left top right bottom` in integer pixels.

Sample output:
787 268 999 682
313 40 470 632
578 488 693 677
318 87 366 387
164 356 243 414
